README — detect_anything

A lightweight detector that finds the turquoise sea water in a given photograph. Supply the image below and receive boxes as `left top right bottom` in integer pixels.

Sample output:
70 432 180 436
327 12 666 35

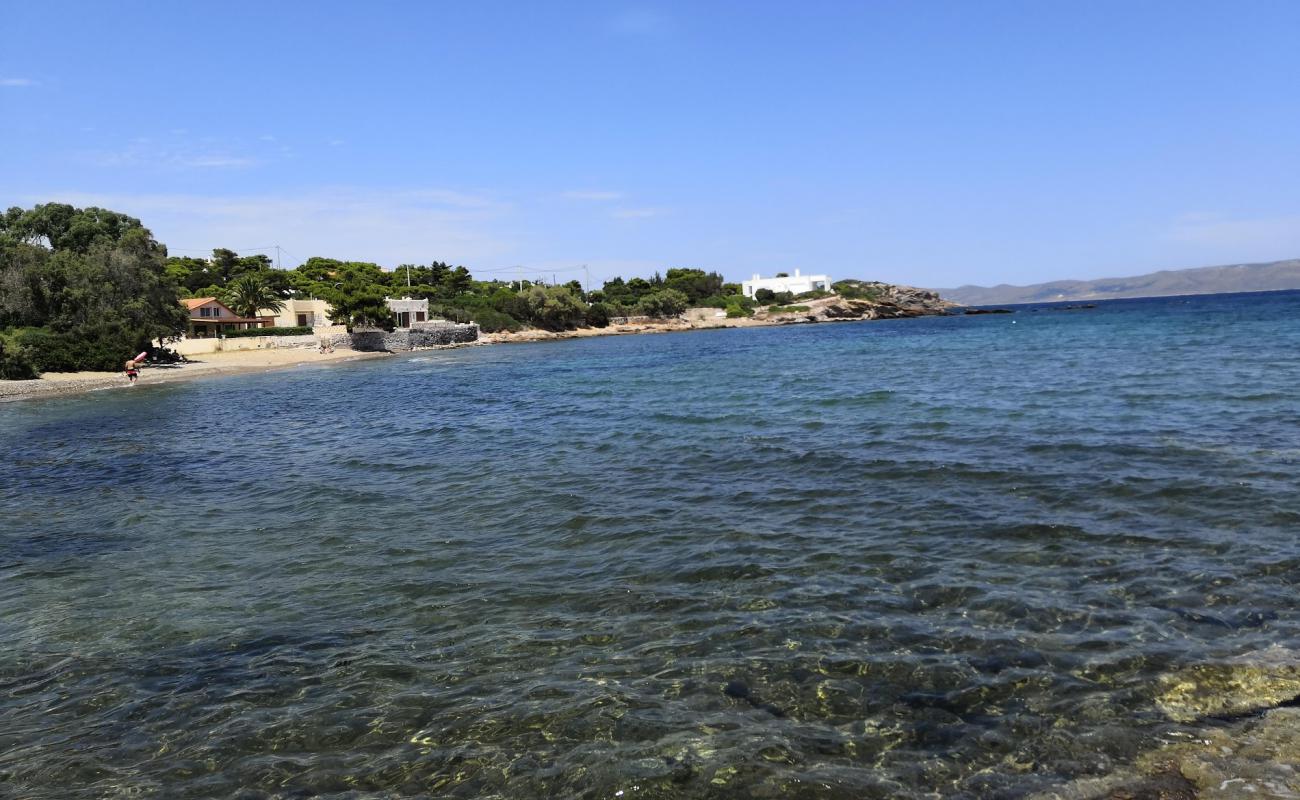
3 291 1300 798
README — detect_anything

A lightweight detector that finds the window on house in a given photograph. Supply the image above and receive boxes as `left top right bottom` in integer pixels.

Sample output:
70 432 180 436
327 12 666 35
416 311 426 322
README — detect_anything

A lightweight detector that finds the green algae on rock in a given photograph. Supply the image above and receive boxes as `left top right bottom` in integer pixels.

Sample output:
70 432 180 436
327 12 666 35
1154 646 1300 723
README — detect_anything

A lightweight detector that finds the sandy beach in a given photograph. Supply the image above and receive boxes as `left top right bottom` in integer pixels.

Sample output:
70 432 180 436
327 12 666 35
0 346 391 403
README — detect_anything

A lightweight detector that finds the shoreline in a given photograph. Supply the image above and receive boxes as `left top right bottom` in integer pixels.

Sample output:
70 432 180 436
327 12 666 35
0 301 939 403
0 347 392 404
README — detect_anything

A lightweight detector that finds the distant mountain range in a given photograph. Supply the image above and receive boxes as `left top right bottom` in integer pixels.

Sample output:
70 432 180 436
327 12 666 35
936 258 1300 306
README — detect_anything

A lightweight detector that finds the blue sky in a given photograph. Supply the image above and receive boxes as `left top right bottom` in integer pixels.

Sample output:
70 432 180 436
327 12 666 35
3 1 1299 288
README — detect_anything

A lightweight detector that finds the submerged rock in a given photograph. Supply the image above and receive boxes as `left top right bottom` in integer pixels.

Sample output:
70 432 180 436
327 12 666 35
1155 646 1300 722
1032 708 1300 799
1134 707 1300 799
1034 649 1300 799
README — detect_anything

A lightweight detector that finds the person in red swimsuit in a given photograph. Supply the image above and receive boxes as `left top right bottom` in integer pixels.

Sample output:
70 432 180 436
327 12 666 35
124 356 142 384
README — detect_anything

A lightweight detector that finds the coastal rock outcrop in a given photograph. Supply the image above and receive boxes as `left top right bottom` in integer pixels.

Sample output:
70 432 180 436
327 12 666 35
751 281 956 324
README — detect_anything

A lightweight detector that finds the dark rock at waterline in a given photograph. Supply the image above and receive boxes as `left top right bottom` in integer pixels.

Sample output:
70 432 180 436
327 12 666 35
723 680 750 699
969 648 1048 674
722 679 786 718
963 308 1013 315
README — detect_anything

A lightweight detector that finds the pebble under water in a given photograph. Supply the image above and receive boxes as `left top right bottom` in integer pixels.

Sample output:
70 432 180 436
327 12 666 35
3 291 1300 798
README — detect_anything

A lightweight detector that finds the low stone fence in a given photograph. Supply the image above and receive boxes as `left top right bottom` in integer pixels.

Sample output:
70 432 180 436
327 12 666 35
167 332 334 355
337 322 479 352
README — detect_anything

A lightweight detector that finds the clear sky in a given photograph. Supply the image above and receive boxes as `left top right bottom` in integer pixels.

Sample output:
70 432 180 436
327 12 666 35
3 1 1299 288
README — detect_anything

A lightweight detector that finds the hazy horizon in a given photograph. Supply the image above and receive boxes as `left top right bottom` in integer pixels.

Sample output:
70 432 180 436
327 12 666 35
4 1 1299 287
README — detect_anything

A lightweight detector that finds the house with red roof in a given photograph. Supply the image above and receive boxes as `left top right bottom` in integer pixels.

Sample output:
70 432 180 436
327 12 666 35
183 297 273 338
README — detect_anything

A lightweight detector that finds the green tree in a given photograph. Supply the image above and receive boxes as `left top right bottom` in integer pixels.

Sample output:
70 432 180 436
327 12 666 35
320 261 392 329
635 288 689 318
601 277 630 303
625 277 653 301
0 204 188 374
585 302 612 328
165 256 214 293
663 268 724 304
521 285 586 330
441 266 472 297
221 274 286 319
1 203 146 252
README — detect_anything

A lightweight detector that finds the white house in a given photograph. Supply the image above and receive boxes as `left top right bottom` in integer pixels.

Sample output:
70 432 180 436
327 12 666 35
259 297 335 329
386 297 429 328
741 269 832 299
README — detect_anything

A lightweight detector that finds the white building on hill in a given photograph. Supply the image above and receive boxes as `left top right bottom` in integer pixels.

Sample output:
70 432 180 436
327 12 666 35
741 269 833 299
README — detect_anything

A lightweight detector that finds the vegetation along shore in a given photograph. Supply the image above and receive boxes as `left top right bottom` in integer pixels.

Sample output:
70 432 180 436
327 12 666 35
0 202 955 401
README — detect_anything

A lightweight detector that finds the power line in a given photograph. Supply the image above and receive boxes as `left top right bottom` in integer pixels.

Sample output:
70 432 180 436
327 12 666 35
167 245 279 253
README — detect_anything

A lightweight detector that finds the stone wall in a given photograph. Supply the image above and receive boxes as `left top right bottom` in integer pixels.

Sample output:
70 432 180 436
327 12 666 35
166 333 326 355
336 322 479 352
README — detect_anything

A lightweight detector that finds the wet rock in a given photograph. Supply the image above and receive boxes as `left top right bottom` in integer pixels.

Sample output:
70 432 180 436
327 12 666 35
963 308 1013 314
1040 666 1300 800
723 680 750 700
1155 646 1300 722
1134 707 1300 798
722 679 786 718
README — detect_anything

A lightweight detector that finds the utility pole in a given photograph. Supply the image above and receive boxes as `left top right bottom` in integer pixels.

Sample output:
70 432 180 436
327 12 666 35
406 263 411 287
582 264 590 295
274 245 281 270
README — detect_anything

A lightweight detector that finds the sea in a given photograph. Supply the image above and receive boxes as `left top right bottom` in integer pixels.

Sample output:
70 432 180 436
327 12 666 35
2 290 1299 799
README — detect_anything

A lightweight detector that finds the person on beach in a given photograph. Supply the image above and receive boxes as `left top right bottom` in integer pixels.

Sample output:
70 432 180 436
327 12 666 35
124 356 142 384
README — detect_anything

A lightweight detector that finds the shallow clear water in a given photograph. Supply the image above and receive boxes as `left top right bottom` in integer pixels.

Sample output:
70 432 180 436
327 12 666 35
3 291 1299 798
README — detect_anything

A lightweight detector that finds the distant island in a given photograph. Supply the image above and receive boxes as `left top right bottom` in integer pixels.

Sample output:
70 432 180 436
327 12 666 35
936 258 1300 305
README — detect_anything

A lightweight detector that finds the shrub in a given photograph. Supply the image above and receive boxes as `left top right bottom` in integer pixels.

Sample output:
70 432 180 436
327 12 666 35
795 289 832 301
634 288 690 318
16 324 145 373
0 330 39 379
222 325 312 338
428 305 475 324
698 294 742 309
469 308 523 333
522 285 587 330
754 288 776 303
585 302 612 328
834 281 880 301
722 296 755 318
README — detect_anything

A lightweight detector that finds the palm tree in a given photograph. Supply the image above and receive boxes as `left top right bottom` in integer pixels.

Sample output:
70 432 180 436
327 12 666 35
222 274 285 320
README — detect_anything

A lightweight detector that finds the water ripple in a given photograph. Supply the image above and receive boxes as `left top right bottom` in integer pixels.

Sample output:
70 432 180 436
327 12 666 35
2 292 1300 797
